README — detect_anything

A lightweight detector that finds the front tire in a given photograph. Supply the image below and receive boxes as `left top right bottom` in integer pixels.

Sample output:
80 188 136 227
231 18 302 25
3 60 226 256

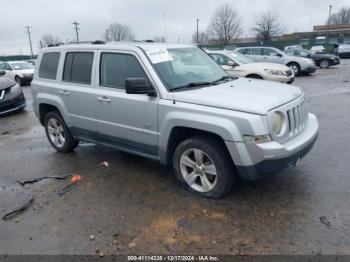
15 76 23 86
319 59 330 69
44 111 77 153
287 62 301 76
173 136 235 198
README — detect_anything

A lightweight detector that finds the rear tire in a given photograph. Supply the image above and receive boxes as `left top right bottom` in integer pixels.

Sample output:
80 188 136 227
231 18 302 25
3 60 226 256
44 111 78 153
287 62 301 76
173 136 235 198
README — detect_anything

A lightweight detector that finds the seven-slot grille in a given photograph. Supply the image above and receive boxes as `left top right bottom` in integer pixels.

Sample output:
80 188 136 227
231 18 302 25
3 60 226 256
286 98 308 136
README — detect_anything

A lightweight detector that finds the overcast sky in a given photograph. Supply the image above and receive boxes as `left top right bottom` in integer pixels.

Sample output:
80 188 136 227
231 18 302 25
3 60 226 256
0 0 347 55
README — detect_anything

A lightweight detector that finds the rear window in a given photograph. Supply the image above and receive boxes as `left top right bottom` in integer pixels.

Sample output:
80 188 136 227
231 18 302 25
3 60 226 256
39 52 60 79
63 52 94 84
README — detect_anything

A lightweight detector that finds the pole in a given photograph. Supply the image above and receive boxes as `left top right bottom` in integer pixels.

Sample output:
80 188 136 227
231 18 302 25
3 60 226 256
105 29 110 42
72 21 80 42
25 26 33 58
327 5 332 43
196 19 199 45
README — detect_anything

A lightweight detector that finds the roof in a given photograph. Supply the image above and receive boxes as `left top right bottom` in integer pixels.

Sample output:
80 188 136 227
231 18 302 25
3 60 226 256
40 42 194 53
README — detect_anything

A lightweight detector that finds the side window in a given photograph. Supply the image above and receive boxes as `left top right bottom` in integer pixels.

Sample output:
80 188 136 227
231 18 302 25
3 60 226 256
100 53 148 89
39 52 60 79
209 54 232 65
246 48 262 56
263 48 279 56
0 63 4 70
5 63 12 70
63 52 94 84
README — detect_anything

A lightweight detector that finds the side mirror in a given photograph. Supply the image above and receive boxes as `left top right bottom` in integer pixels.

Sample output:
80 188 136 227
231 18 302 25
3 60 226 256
0 70 5 76
227 61 237 67
307 54 312 58
276 53 283 57
125 78 156 96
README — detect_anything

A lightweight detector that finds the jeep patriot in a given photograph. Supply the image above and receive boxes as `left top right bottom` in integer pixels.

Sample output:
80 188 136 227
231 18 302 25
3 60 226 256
31 43 319 198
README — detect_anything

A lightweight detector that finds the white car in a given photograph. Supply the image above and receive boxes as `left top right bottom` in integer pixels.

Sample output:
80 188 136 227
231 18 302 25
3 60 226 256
0 61 34 86
310 45 325 54
207 50 294 84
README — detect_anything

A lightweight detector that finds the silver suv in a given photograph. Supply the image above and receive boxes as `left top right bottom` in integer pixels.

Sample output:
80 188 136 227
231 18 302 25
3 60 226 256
32 43 319 198
235 46 317 76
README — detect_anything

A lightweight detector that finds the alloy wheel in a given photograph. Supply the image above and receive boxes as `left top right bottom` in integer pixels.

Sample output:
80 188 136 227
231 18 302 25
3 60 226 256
47 118 66 148
179 148 217 193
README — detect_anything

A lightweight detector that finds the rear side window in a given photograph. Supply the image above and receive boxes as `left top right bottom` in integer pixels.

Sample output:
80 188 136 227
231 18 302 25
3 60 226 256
39 52 60 79
245 48 262 56
63 52 94 84
100 53 147 89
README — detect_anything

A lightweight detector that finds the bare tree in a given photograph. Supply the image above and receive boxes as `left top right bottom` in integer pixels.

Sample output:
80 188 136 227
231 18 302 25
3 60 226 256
329 7 350 24
207 4 242 45
153 36 166 43
107 23 134 41
192 31 209 45
252 12 283 42
39 34 62 48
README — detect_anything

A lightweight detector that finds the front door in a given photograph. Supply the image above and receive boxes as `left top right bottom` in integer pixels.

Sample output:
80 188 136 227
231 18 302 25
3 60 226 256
93 51 159 157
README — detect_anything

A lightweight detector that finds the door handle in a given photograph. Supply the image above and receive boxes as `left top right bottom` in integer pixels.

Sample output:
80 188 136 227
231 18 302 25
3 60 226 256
97 96 111 103
59 90 70 96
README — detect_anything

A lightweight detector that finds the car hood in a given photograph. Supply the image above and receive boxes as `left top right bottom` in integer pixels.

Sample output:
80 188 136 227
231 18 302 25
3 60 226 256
172 78 303 115
0 76 16 90
241 62 290 71
313 54 338 59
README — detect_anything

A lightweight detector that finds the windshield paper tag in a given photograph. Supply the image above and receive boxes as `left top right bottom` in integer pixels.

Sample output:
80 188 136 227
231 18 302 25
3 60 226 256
146 48 173 64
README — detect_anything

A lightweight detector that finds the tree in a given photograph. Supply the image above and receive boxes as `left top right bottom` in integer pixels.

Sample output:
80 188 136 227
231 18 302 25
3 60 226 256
106 23 134 41
39 34 62 48
153 36 166 43
329 7 350 24
252 12 283 42
207 4 242 45
192 31 209 45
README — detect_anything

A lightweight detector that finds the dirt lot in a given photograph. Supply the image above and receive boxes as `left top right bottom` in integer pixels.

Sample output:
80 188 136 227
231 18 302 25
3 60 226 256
1 60 350 256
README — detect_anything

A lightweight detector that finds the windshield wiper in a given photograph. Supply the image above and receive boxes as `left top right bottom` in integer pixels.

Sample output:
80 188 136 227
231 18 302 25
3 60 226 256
210 75 236 85
171 81 212 91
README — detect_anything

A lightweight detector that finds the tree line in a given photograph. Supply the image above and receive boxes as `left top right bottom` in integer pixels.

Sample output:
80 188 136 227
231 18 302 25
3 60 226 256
38 4 350 48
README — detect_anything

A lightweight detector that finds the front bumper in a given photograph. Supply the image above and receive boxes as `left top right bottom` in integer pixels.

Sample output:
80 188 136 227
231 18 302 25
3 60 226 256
20 75 33 84
264 75 294 84
226 113 319 180
0 93 26 116
301 64 317 73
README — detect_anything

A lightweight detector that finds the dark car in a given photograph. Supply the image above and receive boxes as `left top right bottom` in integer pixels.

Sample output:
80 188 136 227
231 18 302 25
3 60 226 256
285 49 340 69
0 70 26 116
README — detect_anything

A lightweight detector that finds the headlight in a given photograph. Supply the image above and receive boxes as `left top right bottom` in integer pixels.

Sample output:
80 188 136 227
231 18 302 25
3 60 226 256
264 69 285 76
271 112 284 135
302 58 314 64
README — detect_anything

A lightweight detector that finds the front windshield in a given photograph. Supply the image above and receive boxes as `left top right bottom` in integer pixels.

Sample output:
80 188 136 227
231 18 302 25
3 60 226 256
146 47 228 90
11 62 33 70
228 52 255 64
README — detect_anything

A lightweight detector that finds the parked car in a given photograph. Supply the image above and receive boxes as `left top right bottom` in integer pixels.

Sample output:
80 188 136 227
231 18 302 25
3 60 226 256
333 44 350 58
235 46 317 76
0 70 26 116
0 61 34 86
207 50 294 84
284 45 303 52
310 45 325 54
285 48 340 69
32 43 319 198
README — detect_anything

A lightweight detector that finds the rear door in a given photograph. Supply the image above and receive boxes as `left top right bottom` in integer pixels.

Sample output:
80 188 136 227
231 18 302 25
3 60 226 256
93 51 159 157
57 51 98 135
